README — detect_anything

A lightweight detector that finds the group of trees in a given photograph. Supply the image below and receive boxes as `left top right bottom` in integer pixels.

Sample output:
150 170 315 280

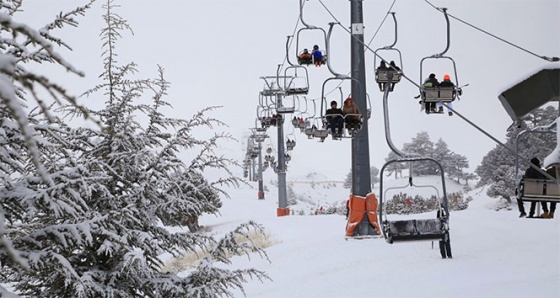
476 106 558 203
343 132 475 190
342 109 557 207
382 132 476 184
1 1 266 297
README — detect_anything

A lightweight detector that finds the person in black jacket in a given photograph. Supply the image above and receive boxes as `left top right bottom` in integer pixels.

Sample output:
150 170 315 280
388 61 400 91
517 157 549 217
325 100 344 137
376 61 388 91
422 73 439 113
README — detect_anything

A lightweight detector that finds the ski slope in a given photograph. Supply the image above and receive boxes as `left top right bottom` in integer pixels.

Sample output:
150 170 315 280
195 176 560 298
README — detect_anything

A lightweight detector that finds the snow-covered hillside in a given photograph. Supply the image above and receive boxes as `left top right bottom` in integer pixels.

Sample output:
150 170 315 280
195 175 560 298
285 174 469 216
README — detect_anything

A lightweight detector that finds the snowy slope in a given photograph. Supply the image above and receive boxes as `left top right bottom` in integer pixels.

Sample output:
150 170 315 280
195 176 560 298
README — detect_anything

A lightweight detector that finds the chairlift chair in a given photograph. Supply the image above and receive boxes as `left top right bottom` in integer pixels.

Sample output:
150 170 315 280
291 116 300 127
286 137 296 151
294 27 328 67
373 12 403 92
379 158 453 259
320 80 366 140
293 0 329 68
313 127 329 139
418 8 463 115
515 120 560 207
284 66 310 96
304 124 317 139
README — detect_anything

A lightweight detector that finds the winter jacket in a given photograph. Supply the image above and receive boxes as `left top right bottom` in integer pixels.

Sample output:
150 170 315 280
439 79 455 88
325 108 343 119
423 77 439 87
343 101 361 116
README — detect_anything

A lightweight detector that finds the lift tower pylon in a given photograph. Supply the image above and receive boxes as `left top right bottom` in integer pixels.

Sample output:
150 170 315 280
350 0 374 235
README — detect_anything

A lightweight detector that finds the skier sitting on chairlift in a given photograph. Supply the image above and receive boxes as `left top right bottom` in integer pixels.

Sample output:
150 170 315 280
312 45 325 67
325 100 344 138
422 73 439 113
437 74 456 116
298 49 313 65
376 61 388 91
343 97 361 134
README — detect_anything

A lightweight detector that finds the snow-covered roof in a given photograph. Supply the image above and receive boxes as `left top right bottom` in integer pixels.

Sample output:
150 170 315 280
498 67 560 120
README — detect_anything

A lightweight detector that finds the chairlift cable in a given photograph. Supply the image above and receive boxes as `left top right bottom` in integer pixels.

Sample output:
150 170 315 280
424 0 559 62
438 101 555 181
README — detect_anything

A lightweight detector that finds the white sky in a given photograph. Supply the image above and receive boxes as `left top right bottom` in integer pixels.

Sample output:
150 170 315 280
18 0 560 181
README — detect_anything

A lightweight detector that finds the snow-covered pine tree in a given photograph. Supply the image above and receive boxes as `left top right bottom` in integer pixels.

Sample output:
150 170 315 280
383 132 473 180
433 138 471 182
402 131 437 175
2 1 269 296
0 1 96 176
433 138 452 174
0 1 98 295
485 164 517 202
446 153 470 183
47 2 267 296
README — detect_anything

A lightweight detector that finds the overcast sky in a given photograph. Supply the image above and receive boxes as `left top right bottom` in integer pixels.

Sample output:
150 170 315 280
19 0 560 181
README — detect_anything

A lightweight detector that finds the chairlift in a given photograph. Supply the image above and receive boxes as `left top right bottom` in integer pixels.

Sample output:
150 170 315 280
309 117 329 140
320 83 366 140
286 140 295 151
284 70 310 96
261 75 295 114
304 123 317 139
418 8 463 115
374 12 403 92
313 126 329 140
291 99 310 130
378 78 452 258
294 32 327 67
286 134 297 151
379 158 452 259
515 119 560 207
293 0 328 67
282 43 310 96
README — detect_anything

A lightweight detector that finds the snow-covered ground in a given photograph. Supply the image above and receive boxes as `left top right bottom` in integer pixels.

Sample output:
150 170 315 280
195 175 560 298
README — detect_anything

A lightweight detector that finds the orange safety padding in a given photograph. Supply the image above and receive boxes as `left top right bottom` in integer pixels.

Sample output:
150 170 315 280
277 208 290 217
365 193 381 235
345 195 366 236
